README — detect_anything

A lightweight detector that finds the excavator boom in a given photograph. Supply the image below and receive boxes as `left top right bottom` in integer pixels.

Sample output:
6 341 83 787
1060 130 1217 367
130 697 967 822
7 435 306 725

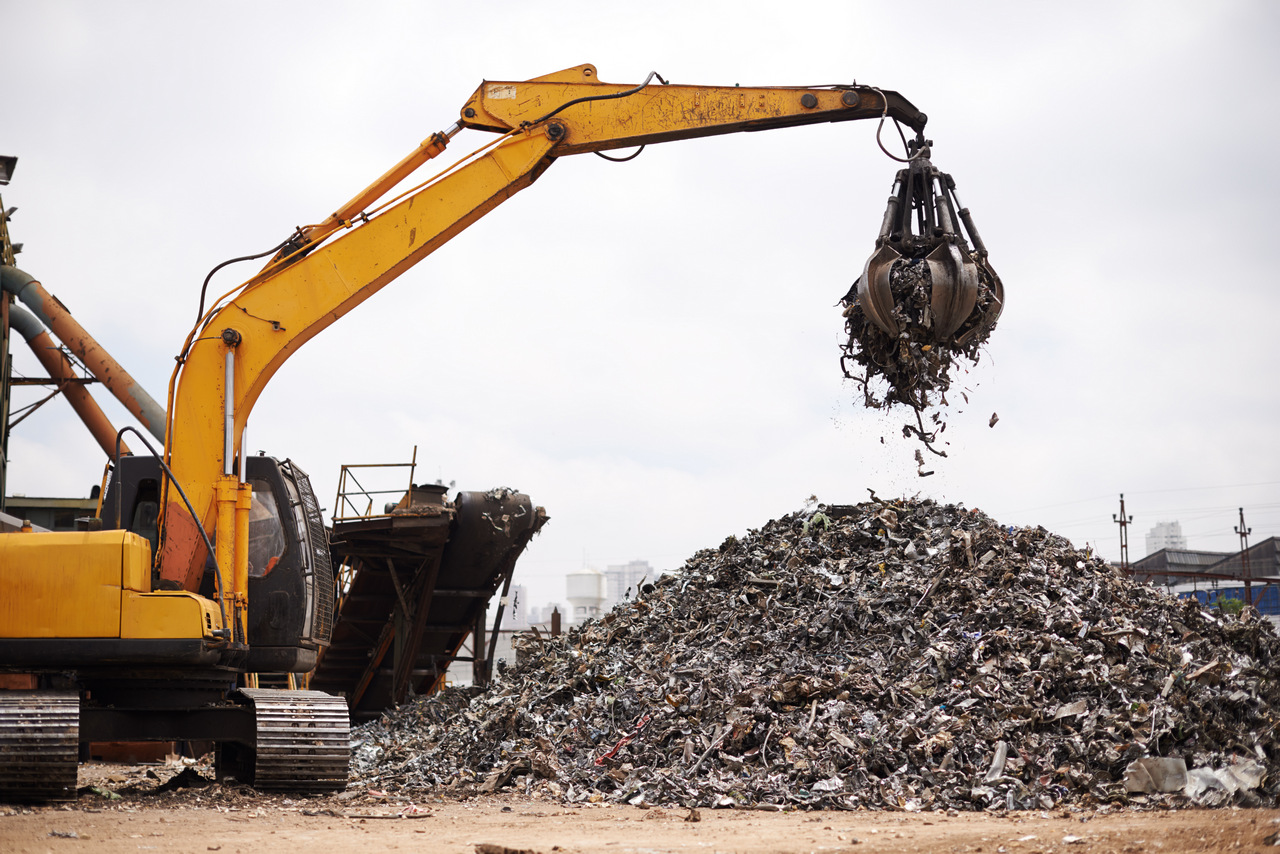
159 65 930 593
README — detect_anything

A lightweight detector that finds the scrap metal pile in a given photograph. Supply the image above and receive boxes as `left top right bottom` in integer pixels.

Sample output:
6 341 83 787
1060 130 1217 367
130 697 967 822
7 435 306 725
351 498 1280 811
841 141 1004 452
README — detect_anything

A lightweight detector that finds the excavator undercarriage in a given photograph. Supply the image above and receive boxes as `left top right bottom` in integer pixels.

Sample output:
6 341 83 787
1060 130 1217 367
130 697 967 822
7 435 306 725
0 684 350 801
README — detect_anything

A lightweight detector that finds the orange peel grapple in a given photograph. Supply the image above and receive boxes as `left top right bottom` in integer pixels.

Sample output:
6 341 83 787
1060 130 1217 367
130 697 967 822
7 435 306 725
856 138 1003 347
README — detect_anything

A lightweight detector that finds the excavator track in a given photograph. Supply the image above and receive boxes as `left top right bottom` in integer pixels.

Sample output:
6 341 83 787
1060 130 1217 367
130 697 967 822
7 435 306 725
232 689 350 792
0 690 79 802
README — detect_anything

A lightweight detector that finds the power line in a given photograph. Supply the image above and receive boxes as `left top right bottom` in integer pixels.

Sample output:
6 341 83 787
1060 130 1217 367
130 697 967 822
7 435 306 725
997 480 1280 517
1126 480 1280 497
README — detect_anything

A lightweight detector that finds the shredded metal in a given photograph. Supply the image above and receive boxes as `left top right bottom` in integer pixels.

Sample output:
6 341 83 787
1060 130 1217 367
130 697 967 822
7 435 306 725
840 260 999 457
352 498 1280 811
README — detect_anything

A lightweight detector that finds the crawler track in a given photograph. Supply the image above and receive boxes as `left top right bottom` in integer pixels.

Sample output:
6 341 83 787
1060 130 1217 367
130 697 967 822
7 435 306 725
0 690 79 802
236 688 350 792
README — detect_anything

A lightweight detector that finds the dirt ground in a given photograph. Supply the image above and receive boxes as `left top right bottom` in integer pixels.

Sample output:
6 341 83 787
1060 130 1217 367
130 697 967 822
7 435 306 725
0 762 1278 854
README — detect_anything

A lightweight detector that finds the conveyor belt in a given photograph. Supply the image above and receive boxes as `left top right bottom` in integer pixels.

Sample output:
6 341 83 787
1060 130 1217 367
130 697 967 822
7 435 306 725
315 489 547 719
0 690 79 802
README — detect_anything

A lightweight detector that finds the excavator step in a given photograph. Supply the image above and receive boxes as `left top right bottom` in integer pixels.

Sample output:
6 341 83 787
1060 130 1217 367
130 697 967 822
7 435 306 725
0 690 79 802
220 689 350 792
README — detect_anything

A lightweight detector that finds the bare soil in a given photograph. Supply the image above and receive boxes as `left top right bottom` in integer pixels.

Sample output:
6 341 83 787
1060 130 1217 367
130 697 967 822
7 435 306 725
0 762 1277 854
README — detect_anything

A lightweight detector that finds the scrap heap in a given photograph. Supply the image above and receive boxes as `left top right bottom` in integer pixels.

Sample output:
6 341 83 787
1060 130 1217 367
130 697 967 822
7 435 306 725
351 498 1280 811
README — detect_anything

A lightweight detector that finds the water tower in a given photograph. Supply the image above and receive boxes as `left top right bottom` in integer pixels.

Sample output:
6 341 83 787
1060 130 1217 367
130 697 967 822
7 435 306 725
565 566 605 626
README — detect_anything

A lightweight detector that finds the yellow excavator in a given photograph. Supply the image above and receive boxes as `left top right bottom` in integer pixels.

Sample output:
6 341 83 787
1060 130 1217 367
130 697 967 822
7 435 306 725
0 65 997 800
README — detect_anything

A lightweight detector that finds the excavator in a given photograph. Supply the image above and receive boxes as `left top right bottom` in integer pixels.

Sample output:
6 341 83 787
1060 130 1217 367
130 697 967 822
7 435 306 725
0 65 999 800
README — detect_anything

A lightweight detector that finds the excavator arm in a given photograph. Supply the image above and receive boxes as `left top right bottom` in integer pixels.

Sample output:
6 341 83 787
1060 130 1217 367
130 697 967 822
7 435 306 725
276 65 924 262
457 64 925 152
158 65 928 604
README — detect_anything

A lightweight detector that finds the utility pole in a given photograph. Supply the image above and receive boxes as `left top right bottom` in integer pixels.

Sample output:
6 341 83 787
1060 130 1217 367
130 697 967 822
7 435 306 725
1235 507 1253 606
1113 493 1132 572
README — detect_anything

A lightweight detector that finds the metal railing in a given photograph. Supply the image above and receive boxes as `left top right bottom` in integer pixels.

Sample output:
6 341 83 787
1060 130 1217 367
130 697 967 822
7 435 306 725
331 445 418 523
329 446 420 619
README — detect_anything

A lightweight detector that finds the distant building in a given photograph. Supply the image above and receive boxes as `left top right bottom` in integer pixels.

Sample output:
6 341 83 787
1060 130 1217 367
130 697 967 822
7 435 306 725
1145 521 1186 555
603 559 654 609
1129 548 1231 586
1208 537 1279 584
3 493 98 531
1131 538 1279 590
1134 537 1280 632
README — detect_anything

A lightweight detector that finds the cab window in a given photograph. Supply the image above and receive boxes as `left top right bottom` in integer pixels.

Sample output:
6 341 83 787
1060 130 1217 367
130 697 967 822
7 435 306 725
248 477 287 577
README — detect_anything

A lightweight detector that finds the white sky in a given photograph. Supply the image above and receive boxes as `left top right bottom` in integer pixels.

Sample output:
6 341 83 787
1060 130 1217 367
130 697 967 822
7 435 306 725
5 1 1278 614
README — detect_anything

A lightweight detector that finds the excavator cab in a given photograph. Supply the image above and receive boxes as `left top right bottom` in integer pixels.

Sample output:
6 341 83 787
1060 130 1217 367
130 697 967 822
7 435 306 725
102 454 334 673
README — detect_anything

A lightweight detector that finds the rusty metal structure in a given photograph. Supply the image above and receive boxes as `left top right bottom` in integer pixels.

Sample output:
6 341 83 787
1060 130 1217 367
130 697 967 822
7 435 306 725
0 156 165 473
1127 548 1232 586
1 155 18 509
309 454 546 721
6 305 130 456
1 267 166 443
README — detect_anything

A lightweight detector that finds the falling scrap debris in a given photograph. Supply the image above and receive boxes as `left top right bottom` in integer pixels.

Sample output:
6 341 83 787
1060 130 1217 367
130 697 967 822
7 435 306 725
352 498 1279 811
841 140 1004 459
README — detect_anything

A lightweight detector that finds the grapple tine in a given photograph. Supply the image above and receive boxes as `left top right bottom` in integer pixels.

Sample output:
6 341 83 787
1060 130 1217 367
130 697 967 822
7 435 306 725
925 241 978 342
858 243 902 337
986 266 1004 320
955 261 1004 348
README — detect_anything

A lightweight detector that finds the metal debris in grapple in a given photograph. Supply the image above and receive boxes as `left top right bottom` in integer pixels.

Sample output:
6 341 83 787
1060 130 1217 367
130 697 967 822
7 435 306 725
841 140 1004 450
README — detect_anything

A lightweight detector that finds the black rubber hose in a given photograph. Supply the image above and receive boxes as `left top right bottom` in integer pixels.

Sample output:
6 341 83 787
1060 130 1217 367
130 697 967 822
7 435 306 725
196 237 292 323
112 426 232 640
525 70 669 127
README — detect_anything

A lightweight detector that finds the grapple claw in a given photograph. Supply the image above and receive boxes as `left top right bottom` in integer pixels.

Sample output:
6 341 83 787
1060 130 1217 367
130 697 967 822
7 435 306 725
955 261 1003 347
925 240 978 341
848 140 1001 346
858 243 903 338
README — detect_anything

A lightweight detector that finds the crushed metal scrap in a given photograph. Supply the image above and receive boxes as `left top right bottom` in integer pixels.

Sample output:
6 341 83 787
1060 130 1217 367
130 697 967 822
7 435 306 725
351 498 1280 811
841 260 995 417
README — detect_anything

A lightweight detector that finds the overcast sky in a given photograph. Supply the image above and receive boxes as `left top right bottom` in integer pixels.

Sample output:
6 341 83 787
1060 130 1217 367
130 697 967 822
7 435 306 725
5 1 1278 613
